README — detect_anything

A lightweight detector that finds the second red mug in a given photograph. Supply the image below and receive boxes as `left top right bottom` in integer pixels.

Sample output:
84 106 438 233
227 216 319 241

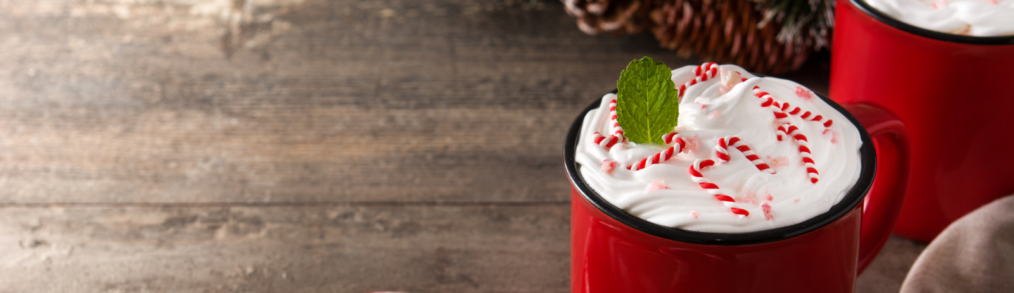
830 0 1014 243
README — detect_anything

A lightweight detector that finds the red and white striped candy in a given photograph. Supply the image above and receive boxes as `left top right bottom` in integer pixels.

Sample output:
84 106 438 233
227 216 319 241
715 136 775 174
689 159 750 217
591 132 620 151
678 62 719 98
781 101 833 127
627 134 687 171
775 124 795 142
752 86 790 120
662 131 682 144
777 123 820 184
752 86 833 127
693 62 719 77
608 98 627 142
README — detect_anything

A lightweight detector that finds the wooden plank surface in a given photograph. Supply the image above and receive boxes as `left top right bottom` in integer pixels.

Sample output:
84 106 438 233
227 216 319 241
0 204 570 292
0 204 921 293
0 0 671 203
0 0 915 291
0 0 830 204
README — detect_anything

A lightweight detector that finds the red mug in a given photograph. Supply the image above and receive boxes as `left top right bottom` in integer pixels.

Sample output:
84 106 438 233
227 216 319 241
565 92 910 292
830 0 1014 243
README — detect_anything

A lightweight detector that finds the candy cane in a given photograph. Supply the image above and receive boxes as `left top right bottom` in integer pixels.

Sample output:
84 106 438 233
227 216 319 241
775 124 795 142
752 86 789 120
689 159 750 217
607 98 627 142
752 86 833 127
627 134 686 171
777 123 820 184
715 136 775 174
662 131 681 144
693 62 718 77
780 101 833 127
590 132 619 151
678 62 719 98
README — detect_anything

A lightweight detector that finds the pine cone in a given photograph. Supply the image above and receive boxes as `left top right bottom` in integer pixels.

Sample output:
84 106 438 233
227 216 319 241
563 0 654 35
649 0 813 75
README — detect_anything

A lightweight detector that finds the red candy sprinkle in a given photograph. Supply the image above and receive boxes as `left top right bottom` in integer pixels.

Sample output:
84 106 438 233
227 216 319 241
600 159 617 174
794 86 813 101
762 203 774 220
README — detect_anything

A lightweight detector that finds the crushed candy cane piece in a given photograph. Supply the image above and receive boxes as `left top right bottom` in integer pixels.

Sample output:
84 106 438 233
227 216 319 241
601 160 617 174
719 68 743 95
769 156 790 168
644 181 670 193
739 191 758 205
761 203 774 220
795 86 813 101
690 210 698 219
823 129 840 144
684 135 702 154
760 188 774 202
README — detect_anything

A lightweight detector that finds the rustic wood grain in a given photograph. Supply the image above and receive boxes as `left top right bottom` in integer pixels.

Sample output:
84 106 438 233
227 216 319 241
0 204 570 293
0 0 678 204
0 0 832 204
0 203 923 293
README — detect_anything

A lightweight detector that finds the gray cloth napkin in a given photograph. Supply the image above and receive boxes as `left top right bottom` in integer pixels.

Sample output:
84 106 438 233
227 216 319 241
900 195 1014 293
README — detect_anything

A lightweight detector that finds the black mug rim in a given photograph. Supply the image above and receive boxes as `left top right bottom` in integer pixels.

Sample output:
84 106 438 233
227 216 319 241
564 91 877 246
850 0 1014 45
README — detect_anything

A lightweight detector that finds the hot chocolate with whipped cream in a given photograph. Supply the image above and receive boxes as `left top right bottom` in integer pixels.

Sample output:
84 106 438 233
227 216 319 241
574 63 862 233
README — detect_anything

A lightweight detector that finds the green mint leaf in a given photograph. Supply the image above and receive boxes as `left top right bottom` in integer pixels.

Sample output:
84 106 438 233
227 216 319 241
616 57 680 145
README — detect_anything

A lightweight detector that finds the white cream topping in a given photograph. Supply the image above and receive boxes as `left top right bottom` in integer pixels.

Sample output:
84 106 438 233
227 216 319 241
575 65 862 233
864 0 1014 36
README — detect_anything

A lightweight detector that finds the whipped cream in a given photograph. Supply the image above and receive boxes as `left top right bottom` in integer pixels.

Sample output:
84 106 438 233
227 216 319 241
575 64 862 233
864 0 1014 36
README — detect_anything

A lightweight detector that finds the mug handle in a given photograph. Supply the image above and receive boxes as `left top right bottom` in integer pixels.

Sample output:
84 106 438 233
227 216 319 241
844 103 911 274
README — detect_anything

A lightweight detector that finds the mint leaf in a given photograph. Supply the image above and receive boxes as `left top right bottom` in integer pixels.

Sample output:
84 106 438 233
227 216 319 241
616 57 680 145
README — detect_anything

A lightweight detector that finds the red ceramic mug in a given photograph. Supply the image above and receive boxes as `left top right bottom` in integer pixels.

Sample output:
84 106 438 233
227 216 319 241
565 92 910 292
830 0 1014 243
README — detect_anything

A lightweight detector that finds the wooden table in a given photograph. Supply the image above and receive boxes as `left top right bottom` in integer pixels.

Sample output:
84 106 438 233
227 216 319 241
0 0 925 292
